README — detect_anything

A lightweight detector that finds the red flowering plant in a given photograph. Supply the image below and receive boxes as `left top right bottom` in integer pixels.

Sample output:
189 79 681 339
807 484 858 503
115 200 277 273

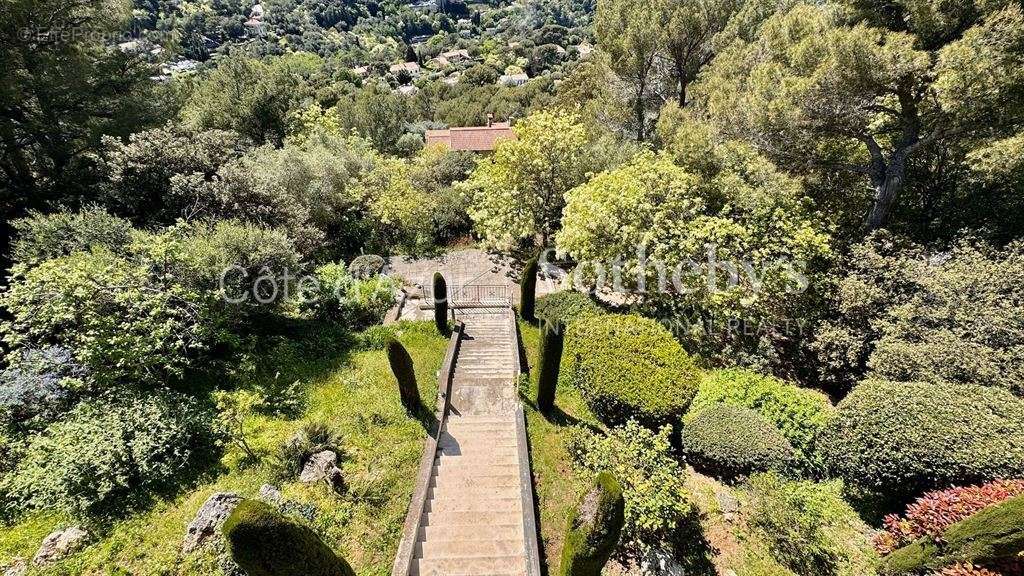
875 479 1024 555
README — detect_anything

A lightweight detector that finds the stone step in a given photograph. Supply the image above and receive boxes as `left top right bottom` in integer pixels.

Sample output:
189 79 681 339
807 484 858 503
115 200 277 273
428 485 521 501
418 523 522 542
431 474 520 490
410 554 527 576
415 538 525 559
424 509 523 527
424 497 521 513
433 463 520 477
437 438 518 450
442 427 516 438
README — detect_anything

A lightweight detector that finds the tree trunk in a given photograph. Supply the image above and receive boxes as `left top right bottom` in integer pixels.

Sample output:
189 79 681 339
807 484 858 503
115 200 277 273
635 77 646 142
866 156 907 231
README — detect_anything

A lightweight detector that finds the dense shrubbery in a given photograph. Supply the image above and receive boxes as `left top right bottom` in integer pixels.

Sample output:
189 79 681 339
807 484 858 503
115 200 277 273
876 480 1024 555
812 234 1024 396
2 391 212 517
304 262 398 328
0 346 87 432
682 404 793 480
223 499 355 576
534 291 601 326
818 381 1024 506
882 495 1024 575
349 254 385 279
564 314 701 428
566 421 694 555
686 369 833 471
747 472 879 576
10 207 135 265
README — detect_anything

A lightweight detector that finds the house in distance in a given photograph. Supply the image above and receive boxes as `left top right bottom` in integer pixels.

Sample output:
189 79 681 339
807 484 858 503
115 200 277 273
425 115 515 152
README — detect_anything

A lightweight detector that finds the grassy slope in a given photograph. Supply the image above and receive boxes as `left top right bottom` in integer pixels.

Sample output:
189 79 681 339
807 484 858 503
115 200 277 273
0 321 448 576
517 320 599 574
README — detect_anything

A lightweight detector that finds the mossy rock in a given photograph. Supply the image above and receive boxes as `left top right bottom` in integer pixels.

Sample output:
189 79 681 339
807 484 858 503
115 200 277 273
882 495 1024 575
223 499 355 576
559 471 625 576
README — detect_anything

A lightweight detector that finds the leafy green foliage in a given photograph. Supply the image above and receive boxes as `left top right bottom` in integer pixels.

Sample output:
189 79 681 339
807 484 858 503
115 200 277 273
819 380 1024 506
567 421 694 555
559 471 625 576
682 404 793 481
465 110 593 248
812 233 1024 396
686 369 834 471
349 255 385 279
305 262 398 329
10 207 135 266
564 314 701 428
747 472 879 576
223 499 355 576
3 391 211 518
534 291 602 326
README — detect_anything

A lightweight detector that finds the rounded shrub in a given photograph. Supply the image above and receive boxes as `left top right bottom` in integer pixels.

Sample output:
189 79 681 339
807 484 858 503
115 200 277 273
685 368 834 469
818 381 1024 505
349 254 385 279
559 471 625 576
682 404 793 480
564 314 701 428
223 499 355 576
535 291 601 326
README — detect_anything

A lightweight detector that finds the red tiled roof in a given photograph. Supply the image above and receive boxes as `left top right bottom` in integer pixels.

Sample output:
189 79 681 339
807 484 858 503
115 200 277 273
425 123 515 152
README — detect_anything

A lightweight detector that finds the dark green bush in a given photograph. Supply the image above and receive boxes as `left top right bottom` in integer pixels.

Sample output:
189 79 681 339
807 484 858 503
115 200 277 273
682 404 793 480
387 339 420 414
818 381 1024 505
520 255 539 322
349 254 385 279
535 291 601 326
10 207 135 265
432 272 448 336
686 368 834 471
559 471 625 576
3 390 211 517
564 315 701 428
223 499 355 576
882 494 1024 575
536 320 564 414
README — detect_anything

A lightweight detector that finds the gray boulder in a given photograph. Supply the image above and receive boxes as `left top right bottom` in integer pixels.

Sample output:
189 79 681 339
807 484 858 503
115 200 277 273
2 557 27 576
300 450 344 491
33 527 89 565
182 492 242 554
258 483 283 504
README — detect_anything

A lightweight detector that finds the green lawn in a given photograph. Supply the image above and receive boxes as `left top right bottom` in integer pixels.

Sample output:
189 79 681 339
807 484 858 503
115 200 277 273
0 321 448 576
517 320 600 574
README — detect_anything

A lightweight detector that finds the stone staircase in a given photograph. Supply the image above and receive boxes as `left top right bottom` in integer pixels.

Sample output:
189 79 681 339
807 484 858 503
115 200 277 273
396 308 539 576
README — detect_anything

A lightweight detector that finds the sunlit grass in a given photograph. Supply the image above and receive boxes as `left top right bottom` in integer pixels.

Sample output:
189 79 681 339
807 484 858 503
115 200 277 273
0 321 447 576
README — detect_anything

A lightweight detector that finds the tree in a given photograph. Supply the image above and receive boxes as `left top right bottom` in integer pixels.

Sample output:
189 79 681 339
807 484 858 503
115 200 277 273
432 272 449 335
693 2 1024 231
536 319 564 414
465 111 592 249
520 255 539 322
595 0 664 141
659 0 742 106
387 339 421 415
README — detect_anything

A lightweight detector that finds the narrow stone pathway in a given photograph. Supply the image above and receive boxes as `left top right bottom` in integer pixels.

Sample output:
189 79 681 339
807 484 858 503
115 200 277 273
398 308 540 576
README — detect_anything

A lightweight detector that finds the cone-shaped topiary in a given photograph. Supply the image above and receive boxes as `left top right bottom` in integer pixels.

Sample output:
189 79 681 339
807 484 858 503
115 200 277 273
559 471 625 576
537 319 564 414
432 272 448 336
387 339 420 415
223 499 355 576
520 255 539 322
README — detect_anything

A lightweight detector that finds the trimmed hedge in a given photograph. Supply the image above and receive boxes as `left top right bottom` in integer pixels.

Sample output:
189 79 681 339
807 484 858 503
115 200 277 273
559 471 625 576
882 495 1024 575
432 272 448 336
818 381 1024 504
686 368 834 469
535 291 601 327
537 320 564 414
223 499 355 576
520 255 539 322
682 404 793 480
564 314 701 428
